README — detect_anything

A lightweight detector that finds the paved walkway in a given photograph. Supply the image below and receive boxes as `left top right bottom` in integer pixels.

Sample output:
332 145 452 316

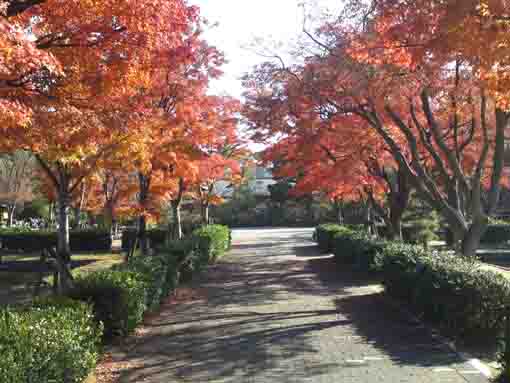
116 228 488 383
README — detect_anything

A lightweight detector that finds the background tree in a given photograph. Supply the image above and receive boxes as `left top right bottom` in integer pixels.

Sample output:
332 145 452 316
0 151 36 226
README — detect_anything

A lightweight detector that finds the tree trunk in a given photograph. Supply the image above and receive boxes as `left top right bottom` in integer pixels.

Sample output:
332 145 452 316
103 202 114 232
171 201 182 240
48 202 54 228
135 172 150 256
7 204 15 227
138 214 148 256
202 202 210 225
336 201 344 225
448 218 487 258
55 191 74 295
73 206 81 229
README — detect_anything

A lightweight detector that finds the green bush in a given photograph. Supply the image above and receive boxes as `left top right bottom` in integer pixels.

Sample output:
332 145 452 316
163 239 195 282
315 224 346 253
0 297 102 383
192 224 231 264
0 228 112 252
444 222 510 246
378 242 510 338
121 228 167 251
71 269 148 337
481 223 510 245
121 255 169 311
70 229 112 252
71 246 187 337
325 224 510 342
333 228 386 271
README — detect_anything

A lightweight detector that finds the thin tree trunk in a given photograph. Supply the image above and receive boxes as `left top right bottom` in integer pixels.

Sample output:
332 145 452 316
335 200 344 225
136 172 150 256
103 202 114 232
171 201 182 240
202 202 210 225
7 204 15 227
48 202 54 228
55 190 74 295
138 214 148 256
73 206 81 229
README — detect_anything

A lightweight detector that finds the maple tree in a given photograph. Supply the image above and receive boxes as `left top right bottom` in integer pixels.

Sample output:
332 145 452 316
0 151 36 226
244 0 510 256
0 0 204 291
243 61 411 239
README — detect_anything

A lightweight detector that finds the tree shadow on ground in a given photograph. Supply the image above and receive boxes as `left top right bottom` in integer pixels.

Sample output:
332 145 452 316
120 309 348 383
333 293 463 367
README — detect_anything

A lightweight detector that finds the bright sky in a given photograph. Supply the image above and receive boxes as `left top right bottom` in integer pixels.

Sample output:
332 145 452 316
189 0 338 99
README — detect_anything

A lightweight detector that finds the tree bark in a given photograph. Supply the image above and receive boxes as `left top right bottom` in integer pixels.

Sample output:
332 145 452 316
335 200 344 224
55 190 74 294
138 214 148 256
136 172 150 256
171 201 183 240
202 202 210 225
103 202 114 232
7 204 15 227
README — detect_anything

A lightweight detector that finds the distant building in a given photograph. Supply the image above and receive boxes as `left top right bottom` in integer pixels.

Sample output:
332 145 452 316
214 164 277 199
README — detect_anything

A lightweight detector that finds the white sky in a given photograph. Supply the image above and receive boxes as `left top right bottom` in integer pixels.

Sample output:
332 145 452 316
189 0 339 99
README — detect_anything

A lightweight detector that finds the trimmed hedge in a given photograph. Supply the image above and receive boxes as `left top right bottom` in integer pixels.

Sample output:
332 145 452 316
315 224 348 253
70 269 148 338
333 228 386 271
481 224 510 245
0 224 233 380
444 223 510 245
0 229 112 252
0 297 102 383
71 226 231 337
317 224 510 342
121 229 167 251
378 242 510 337
192 224 232 264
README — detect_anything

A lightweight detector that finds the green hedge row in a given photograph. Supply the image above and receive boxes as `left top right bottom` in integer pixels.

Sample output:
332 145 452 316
316 224 510 341
0 229 112 252
121 222 204 251
314 223 364 253
332 227 386 271
72 224 232 338
192 224 232 263
0 224 232 382
0 297 102 383
443 223 510 245
121 229 167 251
480 224 510 244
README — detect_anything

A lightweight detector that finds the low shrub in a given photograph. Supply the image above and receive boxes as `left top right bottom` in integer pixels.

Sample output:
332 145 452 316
0 297 102 383
315 224 347 253
71 226 231 338
0 228 112 252
121 228 167 251
333 229 386 271
378 242 510 338
444 222 510 246
70 269 148 337
163 239 195 282
192 224 231 264
70 229 112 252
481 223 510 245
321 224 510 342
121 255 169 311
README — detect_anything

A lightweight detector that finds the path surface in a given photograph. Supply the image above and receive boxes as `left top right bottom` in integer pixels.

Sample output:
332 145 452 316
117 228 488 383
